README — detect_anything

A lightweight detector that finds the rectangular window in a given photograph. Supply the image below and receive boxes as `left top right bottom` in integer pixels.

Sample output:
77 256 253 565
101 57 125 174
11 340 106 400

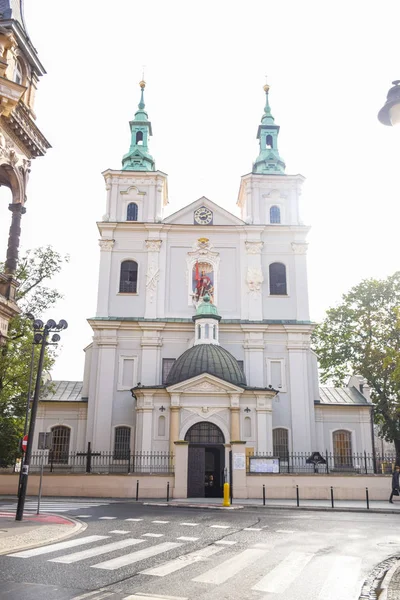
162 358 176 385
267 359 286 392
237 360 244 374
118 356 137 390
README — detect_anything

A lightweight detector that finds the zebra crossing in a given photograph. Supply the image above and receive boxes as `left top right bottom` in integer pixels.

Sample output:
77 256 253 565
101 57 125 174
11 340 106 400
5 530 365 599
0 500 112 514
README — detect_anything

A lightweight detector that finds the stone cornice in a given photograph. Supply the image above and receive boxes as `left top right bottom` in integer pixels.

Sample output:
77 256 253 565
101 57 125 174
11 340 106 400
5 101 50 158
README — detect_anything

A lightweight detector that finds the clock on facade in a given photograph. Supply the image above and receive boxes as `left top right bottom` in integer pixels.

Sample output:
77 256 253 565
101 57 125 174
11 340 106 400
194 206 213 225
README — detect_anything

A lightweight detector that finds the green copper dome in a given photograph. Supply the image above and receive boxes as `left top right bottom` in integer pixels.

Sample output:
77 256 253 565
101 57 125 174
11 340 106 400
192 295 221 321
166 344 246 387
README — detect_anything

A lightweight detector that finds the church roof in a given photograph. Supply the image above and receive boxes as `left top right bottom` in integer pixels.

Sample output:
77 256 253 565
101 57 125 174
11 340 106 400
40 381 85 402
166 344 247 387
317 386 371 406
0 0 26 29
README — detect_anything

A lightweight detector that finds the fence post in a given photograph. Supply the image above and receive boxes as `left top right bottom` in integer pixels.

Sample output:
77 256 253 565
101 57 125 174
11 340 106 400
136 479 139 501
263 484 266 506
296 485 300 507
364 450 368 474
167 481 170 502
330 486 334 508
366 487 369 510
50 451 54 473
325 449 329 474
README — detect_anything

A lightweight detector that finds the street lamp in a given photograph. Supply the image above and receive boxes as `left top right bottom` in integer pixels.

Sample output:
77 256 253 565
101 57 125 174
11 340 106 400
15 318 68 521
378 80 400 126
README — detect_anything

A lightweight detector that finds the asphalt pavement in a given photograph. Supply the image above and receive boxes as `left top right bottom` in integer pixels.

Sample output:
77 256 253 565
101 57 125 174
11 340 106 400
0 500 400 600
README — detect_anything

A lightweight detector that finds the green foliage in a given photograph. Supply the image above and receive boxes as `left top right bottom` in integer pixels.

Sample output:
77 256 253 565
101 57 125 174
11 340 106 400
312 272 400 454
0 247 69 465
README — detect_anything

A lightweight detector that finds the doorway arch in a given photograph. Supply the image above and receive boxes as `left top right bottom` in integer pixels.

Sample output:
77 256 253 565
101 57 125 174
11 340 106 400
185 422 225 498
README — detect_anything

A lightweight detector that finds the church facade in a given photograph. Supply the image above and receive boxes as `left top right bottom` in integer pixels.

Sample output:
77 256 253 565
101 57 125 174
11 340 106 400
35 81 374 496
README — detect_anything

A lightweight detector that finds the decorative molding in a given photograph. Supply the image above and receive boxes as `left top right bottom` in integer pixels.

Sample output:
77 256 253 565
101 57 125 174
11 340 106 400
246 267 264 295
245 241 263 255
98 239 115 251
185 381 222 393
145 239 162 252
146 262 160 303
184 407 226 419
291 242 308 255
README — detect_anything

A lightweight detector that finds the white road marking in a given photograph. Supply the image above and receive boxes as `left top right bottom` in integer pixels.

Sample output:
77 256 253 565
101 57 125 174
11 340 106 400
215 540 237 546
50 538 144 564
210 525 230 529
180 522 198 526
317 555 362 600
253 543 272 549
177 536 199 541
123 594 188 600
140 544 223 576
192 547 268 584
125 518 143 522
244 527 262 531
99 517 117 520
8 535 109 558
71 591 114 599
92 542 183 570
142 533 164 538
110 530 130 535
152 520 169 524
76 515 92 518
252 551 314 593
275 529 296 534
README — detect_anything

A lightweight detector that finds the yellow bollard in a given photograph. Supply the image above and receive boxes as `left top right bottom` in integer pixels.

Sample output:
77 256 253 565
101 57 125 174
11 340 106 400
223 482 230 507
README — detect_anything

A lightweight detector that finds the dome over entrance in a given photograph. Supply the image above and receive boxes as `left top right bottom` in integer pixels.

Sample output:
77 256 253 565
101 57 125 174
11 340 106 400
165 344 246 387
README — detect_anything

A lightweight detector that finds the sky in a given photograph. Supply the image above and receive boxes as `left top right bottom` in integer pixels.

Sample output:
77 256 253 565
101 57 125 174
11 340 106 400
1 0 400 381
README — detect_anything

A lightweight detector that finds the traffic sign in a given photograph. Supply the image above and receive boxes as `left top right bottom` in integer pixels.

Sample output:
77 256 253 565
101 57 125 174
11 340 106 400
21 435 28 452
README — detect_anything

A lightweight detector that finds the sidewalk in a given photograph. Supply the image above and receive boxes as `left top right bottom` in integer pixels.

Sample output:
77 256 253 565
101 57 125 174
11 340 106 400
0 511 86 555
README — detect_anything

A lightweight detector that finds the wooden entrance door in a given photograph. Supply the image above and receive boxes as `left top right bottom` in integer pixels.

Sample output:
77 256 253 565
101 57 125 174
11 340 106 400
188 446 205 497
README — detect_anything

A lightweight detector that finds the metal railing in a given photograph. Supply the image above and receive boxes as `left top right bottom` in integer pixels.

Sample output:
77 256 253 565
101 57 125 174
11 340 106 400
8 449 174 475
246 451 398 475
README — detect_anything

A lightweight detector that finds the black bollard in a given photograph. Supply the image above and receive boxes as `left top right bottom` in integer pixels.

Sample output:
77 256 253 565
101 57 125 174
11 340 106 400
167 481 170 502
366 487 369 510
263 484 266 506
136 479 139 501
330 486 334 508
296 485 300 507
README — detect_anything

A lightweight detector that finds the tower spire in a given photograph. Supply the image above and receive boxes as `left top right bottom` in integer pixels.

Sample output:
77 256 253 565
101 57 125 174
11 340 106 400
122 80 155 172
252 83 286 175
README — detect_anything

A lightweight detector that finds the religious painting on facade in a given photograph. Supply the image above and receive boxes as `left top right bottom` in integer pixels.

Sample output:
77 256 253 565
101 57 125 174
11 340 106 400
193 261 214 302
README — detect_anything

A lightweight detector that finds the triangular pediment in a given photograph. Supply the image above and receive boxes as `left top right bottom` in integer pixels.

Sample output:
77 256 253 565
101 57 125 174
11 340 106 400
163 196 244 226
166 372 244 394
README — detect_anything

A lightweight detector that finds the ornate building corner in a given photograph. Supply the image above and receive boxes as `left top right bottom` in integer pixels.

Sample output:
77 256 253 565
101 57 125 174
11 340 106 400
291 242 308 254
245 241 264 254
98 239 115 251
246 267 264 296
145 239 162 252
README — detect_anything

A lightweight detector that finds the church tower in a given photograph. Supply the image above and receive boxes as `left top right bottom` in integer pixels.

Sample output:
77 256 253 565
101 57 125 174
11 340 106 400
0 0 50 343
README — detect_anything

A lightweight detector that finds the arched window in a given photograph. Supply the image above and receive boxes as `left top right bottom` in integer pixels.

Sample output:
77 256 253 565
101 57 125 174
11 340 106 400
333 430 353 468
50 426 70 464
270 205 281 224
213 325 216 340
269 263 287 295
205 324 209 338
114 426 131 459
244 417 251 438
266 134 273 149
273 428 288 460
14 60 22 85
119 260 138 293
158 416 166 437
185 422 224 444
136 131 143 145
127 202 138 221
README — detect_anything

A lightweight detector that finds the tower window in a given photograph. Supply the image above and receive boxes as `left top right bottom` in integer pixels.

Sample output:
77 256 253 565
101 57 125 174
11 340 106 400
270 205 281 224
266 134 273 149
127 202 138 221
269 263 287 295
119 260 138 293
136 131 143 145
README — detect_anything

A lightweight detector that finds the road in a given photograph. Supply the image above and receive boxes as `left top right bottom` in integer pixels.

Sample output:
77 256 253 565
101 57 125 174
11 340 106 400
0 499 399 600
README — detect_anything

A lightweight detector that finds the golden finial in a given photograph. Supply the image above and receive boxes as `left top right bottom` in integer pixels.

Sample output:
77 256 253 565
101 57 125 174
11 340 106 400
263 74 270 93
140 65 146 89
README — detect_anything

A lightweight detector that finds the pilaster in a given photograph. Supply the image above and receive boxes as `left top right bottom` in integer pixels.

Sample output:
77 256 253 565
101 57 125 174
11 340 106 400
173 441 189 498
255 393 273 453
169 397 181 454
244 237 264 321
291 242 310 321
230 394 241 440
96 238 115 317
91 333 118 451
242 327 265 387
139 324 164 385
144 238 162 319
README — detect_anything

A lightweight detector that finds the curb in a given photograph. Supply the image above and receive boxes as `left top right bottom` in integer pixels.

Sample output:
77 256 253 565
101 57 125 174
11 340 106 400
0 514 87 556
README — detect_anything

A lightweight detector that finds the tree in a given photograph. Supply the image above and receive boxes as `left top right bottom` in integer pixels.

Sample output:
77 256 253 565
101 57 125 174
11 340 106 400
0 246 69 465
312 272 400 459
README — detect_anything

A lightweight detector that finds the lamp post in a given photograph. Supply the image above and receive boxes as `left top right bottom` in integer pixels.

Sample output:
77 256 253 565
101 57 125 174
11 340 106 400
378 80 400 126
15 318 68 521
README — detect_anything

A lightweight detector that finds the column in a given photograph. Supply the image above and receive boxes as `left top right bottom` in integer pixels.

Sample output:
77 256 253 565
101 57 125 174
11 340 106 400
144 239 162 319
97 239 114 317
5 202 26 274
229 394 241 441
173 441 189 498
169 404 181 454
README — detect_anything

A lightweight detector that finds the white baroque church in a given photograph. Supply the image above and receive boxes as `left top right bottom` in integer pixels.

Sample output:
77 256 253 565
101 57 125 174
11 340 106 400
35 81 374 497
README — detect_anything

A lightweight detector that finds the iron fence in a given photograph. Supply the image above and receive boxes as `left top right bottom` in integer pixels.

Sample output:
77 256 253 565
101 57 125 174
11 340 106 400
8 450 174 475
246 452 399 475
